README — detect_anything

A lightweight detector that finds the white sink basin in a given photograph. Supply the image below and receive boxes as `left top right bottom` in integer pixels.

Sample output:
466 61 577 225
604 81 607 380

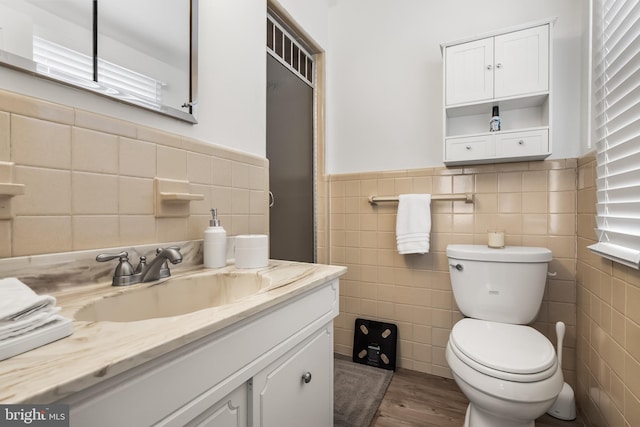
75 270 271 322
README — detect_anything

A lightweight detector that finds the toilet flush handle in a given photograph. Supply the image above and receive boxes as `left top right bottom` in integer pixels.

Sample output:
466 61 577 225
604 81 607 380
449 263 463 271
547 271 557 277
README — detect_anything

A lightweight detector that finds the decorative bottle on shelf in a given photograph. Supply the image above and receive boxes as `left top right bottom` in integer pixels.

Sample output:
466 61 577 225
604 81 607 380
204 208 227 268
489 105 501 132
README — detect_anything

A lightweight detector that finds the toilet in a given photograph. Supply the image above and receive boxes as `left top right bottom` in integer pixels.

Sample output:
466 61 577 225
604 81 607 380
445 245 564 427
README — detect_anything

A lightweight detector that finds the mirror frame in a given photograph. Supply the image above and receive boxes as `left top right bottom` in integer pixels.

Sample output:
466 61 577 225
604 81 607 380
0 0 198 124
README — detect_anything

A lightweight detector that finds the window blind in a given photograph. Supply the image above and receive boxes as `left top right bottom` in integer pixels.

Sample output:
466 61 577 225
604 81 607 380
33 36 164 108
33 36 93 83
588 0 640 269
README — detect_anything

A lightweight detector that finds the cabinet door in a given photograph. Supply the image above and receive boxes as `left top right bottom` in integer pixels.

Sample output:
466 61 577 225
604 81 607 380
494 25 549 98
253 326 333 427
445 37 494 105
183 384 248 427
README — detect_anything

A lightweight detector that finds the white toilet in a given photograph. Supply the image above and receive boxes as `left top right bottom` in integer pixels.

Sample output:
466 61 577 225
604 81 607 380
445 244 564 427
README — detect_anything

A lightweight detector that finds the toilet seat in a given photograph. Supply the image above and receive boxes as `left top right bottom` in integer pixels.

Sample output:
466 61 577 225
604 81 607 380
450 318 557 383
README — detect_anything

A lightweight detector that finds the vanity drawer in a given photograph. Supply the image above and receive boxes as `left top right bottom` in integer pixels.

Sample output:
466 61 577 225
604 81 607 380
495 129 549 157
445 135 494 162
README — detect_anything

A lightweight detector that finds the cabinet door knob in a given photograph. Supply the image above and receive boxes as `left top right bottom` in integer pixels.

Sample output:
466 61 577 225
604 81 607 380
465 145 472 150
496 63 503 69
302 371 312 384
486 64 493 70
518 140 524 145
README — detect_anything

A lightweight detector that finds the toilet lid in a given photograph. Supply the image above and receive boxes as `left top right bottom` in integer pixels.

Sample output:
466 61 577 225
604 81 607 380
450 319 556 375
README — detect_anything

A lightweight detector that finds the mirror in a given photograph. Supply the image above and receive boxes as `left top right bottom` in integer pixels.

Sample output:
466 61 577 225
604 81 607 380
0 0 197 123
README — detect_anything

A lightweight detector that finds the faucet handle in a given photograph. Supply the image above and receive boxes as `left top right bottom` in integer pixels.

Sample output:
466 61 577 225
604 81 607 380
96 251 128 263
96 251 136 286
134 256 147 274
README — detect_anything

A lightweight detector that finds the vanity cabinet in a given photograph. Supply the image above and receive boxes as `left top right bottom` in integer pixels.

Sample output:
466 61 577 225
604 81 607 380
183 383 249 427
442 19 554 165
251 326 333 427
59 279 339 427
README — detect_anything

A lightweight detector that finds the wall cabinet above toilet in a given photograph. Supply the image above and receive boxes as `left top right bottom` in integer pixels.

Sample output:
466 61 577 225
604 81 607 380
441 19 555 166
445 25 549 105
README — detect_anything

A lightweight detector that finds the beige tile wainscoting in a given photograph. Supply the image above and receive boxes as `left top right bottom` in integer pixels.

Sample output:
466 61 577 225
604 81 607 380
0 90 269 258
329 156 640 426
329 160 579 390
576 155 640 427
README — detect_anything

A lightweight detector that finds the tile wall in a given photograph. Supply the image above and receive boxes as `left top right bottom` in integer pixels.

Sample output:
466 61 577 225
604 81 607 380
576 154 640 427
329 159 579 388
0 90 269 258
7 88 639 425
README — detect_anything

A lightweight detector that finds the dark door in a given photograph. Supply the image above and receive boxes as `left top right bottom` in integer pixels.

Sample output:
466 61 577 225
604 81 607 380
266 55 314 262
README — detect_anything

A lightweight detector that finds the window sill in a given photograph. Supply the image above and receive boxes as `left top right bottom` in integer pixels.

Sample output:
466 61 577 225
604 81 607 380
588 242 640 270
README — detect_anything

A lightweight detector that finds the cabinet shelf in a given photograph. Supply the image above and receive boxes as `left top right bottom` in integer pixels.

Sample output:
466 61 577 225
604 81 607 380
446 125 549 141
445 93 549 118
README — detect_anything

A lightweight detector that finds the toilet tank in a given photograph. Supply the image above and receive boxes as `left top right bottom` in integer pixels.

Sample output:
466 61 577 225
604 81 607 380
447 245 552 324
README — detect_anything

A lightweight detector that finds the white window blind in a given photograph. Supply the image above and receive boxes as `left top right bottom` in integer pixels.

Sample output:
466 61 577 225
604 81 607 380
33 36 93 83
33 36 164 108
588 0 640 269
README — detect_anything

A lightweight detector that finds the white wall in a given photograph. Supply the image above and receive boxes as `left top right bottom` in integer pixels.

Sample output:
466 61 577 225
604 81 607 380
326 0 587 174
0 0 329 159
1 1 586 170
272 0 329 50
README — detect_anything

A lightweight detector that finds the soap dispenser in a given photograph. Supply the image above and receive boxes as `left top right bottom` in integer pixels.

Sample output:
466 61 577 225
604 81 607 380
204 208 227 268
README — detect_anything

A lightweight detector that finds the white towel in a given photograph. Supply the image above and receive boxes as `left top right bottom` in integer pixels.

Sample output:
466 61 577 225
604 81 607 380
0 278 56 320
396 194 431 254
0 307 63 341
0 278 61 341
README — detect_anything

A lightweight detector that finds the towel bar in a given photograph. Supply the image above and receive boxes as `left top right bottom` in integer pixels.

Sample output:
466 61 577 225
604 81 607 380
368 193 473 205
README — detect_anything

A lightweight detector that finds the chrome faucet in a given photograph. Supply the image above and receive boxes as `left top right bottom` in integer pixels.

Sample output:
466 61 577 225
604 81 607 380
139 247 182 282
97 246 183 286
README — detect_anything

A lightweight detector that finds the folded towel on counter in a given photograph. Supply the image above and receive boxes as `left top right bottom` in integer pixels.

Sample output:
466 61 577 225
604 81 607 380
0 278 72 357
396 194 431 254
0 277 56 321
0 306 64 341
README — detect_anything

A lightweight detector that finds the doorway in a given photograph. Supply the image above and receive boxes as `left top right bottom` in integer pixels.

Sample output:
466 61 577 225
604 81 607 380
266 16 315 263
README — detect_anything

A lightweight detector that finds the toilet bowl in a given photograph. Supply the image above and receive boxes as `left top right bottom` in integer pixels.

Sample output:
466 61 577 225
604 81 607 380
445 245 563 427
446 318 564 427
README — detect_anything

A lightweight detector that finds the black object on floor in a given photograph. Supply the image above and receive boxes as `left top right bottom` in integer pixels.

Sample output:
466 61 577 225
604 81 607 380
352 318 398 370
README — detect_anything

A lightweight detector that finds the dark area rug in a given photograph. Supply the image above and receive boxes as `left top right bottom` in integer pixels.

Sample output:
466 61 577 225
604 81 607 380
334 354 394 427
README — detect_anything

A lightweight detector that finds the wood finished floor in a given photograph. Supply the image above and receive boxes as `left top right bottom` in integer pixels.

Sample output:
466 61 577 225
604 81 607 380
370 368 585 427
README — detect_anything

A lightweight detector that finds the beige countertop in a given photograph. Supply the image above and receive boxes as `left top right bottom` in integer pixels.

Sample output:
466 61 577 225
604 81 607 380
0 260 346 404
